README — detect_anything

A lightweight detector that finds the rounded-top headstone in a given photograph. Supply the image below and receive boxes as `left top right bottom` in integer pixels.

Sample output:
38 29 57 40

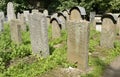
43 9 48 16
69 6 86 21
7 2 16 21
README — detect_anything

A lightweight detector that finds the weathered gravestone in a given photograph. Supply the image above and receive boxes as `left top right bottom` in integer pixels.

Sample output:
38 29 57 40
50 17 61 39
10 19 22 44
0 12 4 32
117 15 120 35
28 13 49 58
43 9 48 16
23 11 30 23
32 9 39 14
67 20 89 72
90 12 96 29
62 9 70 21
46 16 50 26
69 6 86 21
57 12 66 30
17 12 21 19
7 2 16 21
19 14 26 31
101 14 117 48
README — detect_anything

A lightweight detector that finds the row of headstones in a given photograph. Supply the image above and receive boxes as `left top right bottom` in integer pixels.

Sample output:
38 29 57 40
5 2 120 72
90 12 120 34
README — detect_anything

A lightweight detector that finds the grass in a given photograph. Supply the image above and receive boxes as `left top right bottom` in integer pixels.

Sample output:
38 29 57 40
0 23 120 77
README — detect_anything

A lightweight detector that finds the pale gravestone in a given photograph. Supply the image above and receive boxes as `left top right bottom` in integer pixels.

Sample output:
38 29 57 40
17 12 21 19
28 13 49 58
50 17 61 39
62 10 69 21
95 15 102 32
23 11 30 23
69 6 86 22
0 12 4 32
57 12 66 30
7 2 16 21
10 19 22 44
32 9 39 14
101 14 117 48
43 9 48 16
67 20 89 72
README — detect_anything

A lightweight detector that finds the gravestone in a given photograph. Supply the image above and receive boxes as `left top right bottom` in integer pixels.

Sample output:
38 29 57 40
32 9 39 14
46 16 50 26
101 14 117 48
114 14 120 35
10 19 22 44
17 12 21 19
43 9 48 16
0 12 4 32
19 14 26 31
23 11 30 23
28 13 49 58
7 2 16 21
95 15 102 32
62 10 69 21
51 13 58 19
57 12 66 30
50 17 61 39
69 6 86 21
67 20 89 72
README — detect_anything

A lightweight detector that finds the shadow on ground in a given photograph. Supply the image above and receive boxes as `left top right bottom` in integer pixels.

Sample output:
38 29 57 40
103 56 120 77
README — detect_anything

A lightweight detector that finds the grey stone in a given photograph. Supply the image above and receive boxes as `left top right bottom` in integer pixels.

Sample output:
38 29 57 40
43 9 48 16
32 9 39 14
23 11 30 23
50 17 61 39
7 2 16 21
10 19 22 44
0 12 4 32
57 12 66 30
69 6 86 21
62 10 69 21
101 14 116 48
19 14 26 31
67 20 89 72
28 13 49 58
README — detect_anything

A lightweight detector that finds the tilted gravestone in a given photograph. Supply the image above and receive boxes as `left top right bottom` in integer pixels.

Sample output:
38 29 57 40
67 20 89 72
0 12 4 32
7 2 16 21
28 13 49 58
10 19 22 44
50 17 61 39
69 6 86 22
57 12 66 30
101 14 117 48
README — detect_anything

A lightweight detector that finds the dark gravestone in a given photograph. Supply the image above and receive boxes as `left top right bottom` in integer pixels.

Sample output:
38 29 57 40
28 13 49 58
101 14 117 48
10 19 22 44
67 20 89 72
50 17 61 39
69 6 86 21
